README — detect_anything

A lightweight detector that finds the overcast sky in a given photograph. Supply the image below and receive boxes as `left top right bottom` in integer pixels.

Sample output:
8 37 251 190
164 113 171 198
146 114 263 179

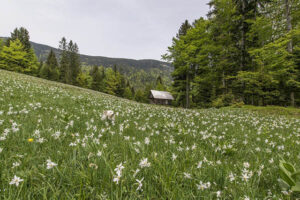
0 0 210 60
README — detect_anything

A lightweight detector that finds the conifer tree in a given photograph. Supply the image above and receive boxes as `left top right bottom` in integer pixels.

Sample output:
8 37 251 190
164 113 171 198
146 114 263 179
163 19 192 108
59 37 68 83
0 39 3 53
91 66 104 91
45 49 59 80
6 27 31 52
155 76 166 91
104 68 118 95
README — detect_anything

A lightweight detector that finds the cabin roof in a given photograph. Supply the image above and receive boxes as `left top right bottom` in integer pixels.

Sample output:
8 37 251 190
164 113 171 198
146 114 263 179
150 90 174 100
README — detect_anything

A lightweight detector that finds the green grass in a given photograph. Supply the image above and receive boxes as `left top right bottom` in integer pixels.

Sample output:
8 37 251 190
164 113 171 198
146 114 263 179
0 69 300 199
238 105 300 118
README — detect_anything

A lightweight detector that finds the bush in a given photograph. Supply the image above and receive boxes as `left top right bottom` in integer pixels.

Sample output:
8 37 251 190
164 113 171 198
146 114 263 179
212 93 235 108
212 97 224 108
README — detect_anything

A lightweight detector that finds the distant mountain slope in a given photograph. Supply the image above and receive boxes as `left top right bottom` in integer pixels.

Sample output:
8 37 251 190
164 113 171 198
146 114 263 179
1 37 173 88
1 37 172 72
30 41 172 72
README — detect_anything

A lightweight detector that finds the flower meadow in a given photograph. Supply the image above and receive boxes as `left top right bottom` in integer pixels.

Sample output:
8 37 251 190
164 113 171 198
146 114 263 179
0 70 300 199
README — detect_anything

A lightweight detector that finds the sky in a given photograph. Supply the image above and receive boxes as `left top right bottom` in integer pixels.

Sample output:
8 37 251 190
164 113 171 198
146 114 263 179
0 0 210 60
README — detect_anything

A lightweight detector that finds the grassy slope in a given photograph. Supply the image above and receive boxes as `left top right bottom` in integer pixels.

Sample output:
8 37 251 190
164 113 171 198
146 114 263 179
0 69 299 199
238 105 300 118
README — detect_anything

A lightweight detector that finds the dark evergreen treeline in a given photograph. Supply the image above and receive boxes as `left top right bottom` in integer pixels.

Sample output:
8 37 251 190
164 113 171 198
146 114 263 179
0 28 167 103
164 0 300 108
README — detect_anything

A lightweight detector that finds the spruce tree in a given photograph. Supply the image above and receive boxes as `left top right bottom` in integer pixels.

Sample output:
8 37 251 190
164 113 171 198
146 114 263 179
46 49 59 80
59 37 68 83
7 27 31 52
91 66 104 91
0 39 3 53
163 19 192 108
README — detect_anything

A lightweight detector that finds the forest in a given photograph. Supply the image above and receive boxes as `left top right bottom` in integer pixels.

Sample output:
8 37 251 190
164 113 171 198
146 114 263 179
0 28 168 103
164 0 300 108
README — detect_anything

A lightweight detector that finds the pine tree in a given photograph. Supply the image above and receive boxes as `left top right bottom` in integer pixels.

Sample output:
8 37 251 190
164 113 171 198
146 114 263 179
45 49 59 80
123 86 133 100
39 63 51 79
67 41 81 84
104 68 118 95
6 27 31 52
134 89 147 103
91 66 104 91
0 39 3 53
115 70 126 97
59 37 68 83
163 19 192 108
76 72 92 88
155 76 166 91
72 42 81 84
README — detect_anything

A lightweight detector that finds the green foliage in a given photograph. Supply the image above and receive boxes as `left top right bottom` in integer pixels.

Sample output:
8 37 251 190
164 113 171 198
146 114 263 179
123 86 133 100
0 39 31 73
30 40 172 90
67 41 81 85
59 37 68 83
164 0 300 108
6 27 31 52
39 64 51 79
43 49 59 81
0 39 3 53
212 93 234 108
76 72 92 88
104 68 118 95
134 89 147 103
278 160 300 192
0 28 39 75
90 66 105 91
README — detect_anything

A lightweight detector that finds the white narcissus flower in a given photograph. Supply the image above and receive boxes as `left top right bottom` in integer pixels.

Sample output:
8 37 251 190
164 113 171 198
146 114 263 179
243 162 250 168
144 137 150 145
46 159 58 169
184 172 192 179
172 153 177 161
139 158 151 168
136 177 144 191
97 151 102 157
9 175 23 187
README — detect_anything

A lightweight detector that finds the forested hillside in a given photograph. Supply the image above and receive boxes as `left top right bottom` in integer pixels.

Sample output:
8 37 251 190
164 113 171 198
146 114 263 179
0 37 172 89
164 0 300 108
0 29 170 103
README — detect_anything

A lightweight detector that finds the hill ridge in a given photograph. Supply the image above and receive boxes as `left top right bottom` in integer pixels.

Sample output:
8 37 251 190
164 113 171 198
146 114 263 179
1 37 172 71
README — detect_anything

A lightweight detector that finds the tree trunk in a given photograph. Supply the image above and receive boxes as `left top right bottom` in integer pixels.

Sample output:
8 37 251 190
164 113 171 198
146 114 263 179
240 0 246 71
285 0 295 106
222 70 226 94
291 91 295 107
186 73 190 109
285 0 293 52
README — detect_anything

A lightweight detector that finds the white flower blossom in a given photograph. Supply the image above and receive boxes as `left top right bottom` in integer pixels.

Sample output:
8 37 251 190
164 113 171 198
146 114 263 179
9 175 23 187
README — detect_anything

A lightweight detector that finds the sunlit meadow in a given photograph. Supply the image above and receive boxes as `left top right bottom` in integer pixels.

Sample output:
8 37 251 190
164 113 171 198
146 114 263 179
0 69 299 199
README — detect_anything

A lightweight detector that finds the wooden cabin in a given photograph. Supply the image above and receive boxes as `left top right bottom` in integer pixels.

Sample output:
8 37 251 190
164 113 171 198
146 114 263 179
149 90 174 105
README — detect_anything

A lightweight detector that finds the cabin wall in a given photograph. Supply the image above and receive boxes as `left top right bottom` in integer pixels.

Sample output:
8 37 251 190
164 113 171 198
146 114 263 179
149 98 172 105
